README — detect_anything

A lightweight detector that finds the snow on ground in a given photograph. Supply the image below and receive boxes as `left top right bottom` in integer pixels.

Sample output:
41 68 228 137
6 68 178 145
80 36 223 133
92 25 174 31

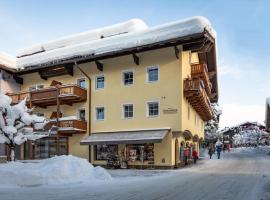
0 155 111 187
0 147 269 200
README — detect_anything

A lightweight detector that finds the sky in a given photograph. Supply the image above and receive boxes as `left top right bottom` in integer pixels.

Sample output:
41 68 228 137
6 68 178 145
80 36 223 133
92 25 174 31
0 0 269 128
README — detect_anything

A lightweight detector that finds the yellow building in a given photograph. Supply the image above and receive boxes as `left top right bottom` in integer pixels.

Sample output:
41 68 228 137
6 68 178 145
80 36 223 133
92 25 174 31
7 17 218 168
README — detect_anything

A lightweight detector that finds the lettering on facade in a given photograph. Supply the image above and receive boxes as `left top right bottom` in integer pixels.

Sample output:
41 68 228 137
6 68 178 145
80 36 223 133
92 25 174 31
163 108 178 114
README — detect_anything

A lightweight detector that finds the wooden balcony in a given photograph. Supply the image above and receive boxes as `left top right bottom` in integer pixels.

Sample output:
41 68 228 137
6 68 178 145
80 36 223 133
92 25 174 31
184 78 213 121
191 63 212 95
8 84 87 107
45 118 87 135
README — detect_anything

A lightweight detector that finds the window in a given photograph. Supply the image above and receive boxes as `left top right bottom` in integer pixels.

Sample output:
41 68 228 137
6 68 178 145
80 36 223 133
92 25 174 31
95 75 105 89
147 101 159 117
29 85 44 91
78 109 86 121
95 145 118 160
123 71 133 86
195 114 197 126
123 104 133 119
77 78 86 88
147 66 159 82
96 107 105 120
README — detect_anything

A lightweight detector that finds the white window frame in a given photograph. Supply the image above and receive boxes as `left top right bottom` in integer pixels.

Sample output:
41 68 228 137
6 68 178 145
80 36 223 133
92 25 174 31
77 78 86 89
146 100 160 118
122 69 134 86
122 103 134 119
95 75 105 90
146 65 159 83
29 84 44 91
95 106 105 121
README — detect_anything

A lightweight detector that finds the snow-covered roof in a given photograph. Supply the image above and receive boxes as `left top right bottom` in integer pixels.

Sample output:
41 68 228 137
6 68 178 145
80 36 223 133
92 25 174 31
16 16 215 70
0 53 16 69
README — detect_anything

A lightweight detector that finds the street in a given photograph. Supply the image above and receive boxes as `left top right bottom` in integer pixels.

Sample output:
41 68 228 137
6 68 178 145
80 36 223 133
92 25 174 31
1 147 270 200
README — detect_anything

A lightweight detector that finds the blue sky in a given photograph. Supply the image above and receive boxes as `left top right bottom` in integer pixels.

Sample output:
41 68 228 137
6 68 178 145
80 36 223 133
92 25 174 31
0 0 269 128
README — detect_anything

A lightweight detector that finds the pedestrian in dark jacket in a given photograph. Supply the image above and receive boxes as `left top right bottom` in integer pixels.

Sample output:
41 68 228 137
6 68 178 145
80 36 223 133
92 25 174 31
208 147 214 159
184 147 189 165
192 149 198 164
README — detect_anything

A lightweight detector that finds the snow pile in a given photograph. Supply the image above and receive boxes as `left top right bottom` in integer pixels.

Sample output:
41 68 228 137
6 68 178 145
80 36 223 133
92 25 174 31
0 155 111 187
17 16 215 69
0 53 16 69
232 128 268 146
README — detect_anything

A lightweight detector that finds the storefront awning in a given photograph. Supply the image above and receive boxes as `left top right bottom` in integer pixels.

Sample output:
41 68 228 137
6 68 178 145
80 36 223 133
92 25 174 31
80 128 170 145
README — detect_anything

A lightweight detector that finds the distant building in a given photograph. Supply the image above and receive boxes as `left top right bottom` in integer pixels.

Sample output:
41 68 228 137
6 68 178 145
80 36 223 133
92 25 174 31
266 98 270 132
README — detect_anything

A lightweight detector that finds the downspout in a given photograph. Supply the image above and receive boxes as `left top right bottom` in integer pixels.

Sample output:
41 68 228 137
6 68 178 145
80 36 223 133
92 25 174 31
74 61 92 162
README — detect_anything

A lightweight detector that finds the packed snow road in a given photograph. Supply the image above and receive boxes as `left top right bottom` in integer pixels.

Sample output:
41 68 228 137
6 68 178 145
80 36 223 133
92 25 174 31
1 147 270 200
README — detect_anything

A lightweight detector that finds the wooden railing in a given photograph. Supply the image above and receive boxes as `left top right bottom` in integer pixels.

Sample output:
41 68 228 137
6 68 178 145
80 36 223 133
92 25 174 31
7 91 30 104
45 119 87 134
7 84 87 107
184 78 213 121
191 63 212 95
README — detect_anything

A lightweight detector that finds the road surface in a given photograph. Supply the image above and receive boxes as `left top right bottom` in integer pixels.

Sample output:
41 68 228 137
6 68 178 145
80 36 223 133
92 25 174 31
1 147 270 200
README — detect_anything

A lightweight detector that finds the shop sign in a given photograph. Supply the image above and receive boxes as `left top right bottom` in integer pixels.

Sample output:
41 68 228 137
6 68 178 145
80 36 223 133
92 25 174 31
163 108 178 114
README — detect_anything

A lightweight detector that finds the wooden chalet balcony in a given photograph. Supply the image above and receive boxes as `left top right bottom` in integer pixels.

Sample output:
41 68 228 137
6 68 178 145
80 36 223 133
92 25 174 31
184 78 213 121
8 84 87 107
45 117 87 135
191 63 212 95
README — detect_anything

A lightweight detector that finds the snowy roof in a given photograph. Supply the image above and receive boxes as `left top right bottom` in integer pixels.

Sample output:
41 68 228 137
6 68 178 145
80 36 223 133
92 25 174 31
16 16 216 70
0 53 17 71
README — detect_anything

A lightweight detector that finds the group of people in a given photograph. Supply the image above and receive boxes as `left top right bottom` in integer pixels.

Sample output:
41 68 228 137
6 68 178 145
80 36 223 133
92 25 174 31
184 145 199 165
208 140 231 159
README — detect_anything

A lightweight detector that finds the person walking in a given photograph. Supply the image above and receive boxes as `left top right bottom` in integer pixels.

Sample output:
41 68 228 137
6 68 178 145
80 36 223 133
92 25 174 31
215 140 223 159
208 145 214 159
192 149 198 164
184 146 189 165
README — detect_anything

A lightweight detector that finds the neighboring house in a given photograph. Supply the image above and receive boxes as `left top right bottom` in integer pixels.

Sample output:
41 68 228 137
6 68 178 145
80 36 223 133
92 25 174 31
0 53 21 159
6 17 218 168
266 97 270 132
220 121 267 145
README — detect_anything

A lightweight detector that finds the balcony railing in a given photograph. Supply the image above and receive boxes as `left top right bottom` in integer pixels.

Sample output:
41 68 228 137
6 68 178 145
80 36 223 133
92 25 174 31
191 63 212 95
184 78 213 121
45 117 87 135
8 84 87 107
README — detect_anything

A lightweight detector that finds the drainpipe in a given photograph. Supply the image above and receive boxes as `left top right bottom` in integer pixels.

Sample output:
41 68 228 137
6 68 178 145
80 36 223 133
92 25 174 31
74 61 92 162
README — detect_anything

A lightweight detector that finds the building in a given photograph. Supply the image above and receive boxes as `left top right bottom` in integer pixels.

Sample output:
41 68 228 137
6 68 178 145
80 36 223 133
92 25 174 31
6 17 218 168
220 121 267 146
266 97 270 132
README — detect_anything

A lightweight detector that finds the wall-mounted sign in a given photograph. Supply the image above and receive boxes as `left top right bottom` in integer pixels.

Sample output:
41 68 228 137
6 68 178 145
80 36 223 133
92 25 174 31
163 108 178 114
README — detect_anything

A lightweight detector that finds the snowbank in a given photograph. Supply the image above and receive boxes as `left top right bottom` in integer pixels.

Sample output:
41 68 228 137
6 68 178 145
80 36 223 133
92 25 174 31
0 155 111 187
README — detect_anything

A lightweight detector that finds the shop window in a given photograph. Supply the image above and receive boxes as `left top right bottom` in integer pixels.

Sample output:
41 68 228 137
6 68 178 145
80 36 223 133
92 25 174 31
147 66 159 82
95 75 105 89
95 145 118 160
77 78 86 88
96 107 105 120
123 104 133 119
127 144 154 163
123 71 133 86
147 101 159 117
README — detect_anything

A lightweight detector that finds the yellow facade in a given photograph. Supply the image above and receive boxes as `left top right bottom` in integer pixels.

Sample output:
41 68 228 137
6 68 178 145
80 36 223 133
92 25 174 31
20 47 206 167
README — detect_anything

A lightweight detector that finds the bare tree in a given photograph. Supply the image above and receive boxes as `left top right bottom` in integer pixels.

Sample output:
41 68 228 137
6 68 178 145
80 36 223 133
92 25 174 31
0 93 47 161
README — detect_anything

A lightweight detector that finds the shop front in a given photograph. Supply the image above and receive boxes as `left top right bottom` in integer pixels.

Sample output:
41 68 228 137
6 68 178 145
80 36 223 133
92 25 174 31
81 128 170 168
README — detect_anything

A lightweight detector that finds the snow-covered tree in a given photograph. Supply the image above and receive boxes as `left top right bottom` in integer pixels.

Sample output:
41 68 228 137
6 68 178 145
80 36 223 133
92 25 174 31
204 103 222 141
0 93 47 161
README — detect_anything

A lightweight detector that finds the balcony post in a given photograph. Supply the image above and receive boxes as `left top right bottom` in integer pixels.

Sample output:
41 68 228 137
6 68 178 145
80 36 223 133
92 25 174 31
56 85 60 156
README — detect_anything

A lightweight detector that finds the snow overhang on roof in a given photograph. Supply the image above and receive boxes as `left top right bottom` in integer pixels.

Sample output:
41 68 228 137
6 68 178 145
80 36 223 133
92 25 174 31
16 16 216 70
0 53 17 73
